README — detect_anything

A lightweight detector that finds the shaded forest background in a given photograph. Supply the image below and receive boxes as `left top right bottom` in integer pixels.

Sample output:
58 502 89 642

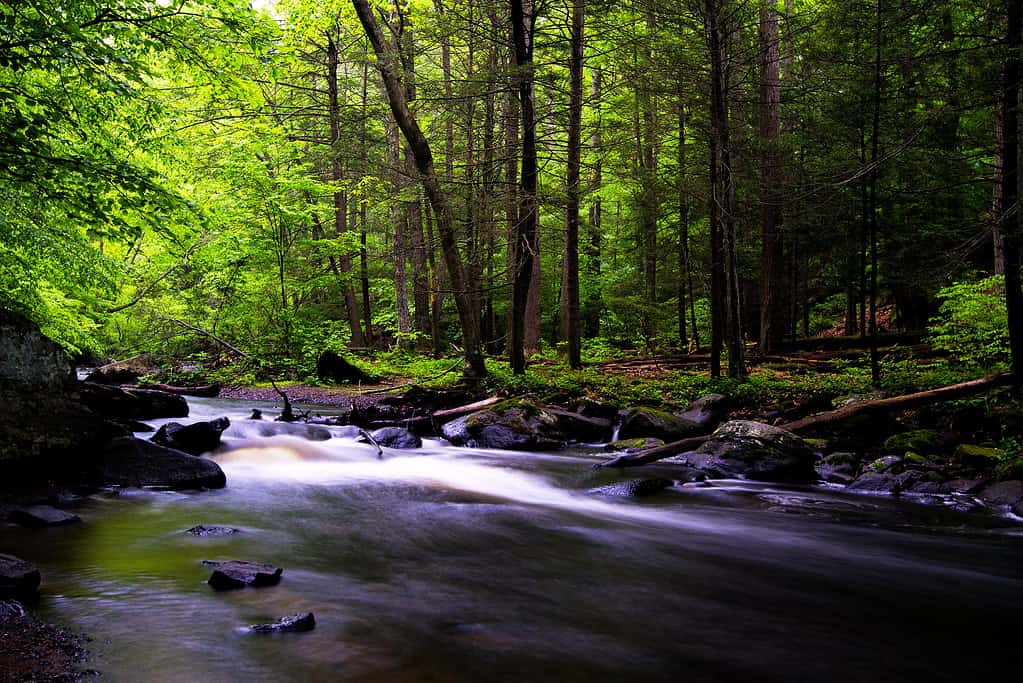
1 0 1018 386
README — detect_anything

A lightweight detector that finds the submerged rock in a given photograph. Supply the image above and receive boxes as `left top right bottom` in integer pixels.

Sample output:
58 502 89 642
242 421 332 441
249 612 316 633
671 420 817 483
152 417 230 455
186 525 240 537
8 505 81 528
93 437 226 490
0 554 41 599
369 427 421 450
589 478 675 497
978 480 1023 516
207 560 283 590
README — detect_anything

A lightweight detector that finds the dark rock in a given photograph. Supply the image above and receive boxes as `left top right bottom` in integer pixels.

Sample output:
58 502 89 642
207 560 283 590
93 437 226 490
152 417 230 455
567 398 620 422
671 421 817 483
589 478 675 497
76 382 188 420
186 525 240 537
978 480 1023 510
546 406 614 443
866 456 904 473
9 505 81 527
441 399 566 451
0 554 41 599
618 407 705 442
124 420 154 433
0 309 75 391
249 612 316 633
369 427 421 449
82 354 159 385
249 409 263 420
316 350 373 384
0 599 25 618
847 470 922 495
815 452 861 485
0 389 125 470
604 437 664 452
676 393 728 431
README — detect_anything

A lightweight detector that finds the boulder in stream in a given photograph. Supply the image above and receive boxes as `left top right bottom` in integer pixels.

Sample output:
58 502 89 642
0 553 41 599
618 407 704 442
76 382 188 420
8 505 81 528
441 399 566 451
93 437 226 490
151 417 230 455
369 427 421 450
186 525 240 537
207 560 283 590
670 420 817 483
249 612 316 633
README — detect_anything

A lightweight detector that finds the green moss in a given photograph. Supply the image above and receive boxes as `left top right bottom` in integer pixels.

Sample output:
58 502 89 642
607 438 664 451
883 429 942 454
995 456 1023 480
954 444 1005 462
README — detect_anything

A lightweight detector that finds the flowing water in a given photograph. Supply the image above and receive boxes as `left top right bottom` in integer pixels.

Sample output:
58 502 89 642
3 397 1022 682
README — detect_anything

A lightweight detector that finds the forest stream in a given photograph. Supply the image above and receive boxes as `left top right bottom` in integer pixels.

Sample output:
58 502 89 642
3 396 1023 682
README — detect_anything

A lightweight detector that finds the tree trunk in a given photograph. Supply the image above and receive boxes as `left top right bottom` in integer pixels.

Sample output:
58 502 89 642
994 91 1006 275
677 92 689 350
510 0 539 375
758 0 784 354
353 0 485 377
559 0 584 369
868 0 883 387
1003 0 1023 385
583 67 603 339
359 53 373 346
327 34 366 347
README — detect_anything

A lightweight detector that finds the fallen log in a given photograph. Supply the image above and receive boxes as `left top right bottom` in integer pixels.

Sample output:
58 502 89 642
599 372 1014 469
146 383 220 397
403 395 504 431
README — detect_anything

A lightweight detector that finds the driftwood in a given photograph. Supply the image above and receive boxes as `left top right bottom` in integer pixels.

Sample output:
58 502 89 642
600 372 1014 469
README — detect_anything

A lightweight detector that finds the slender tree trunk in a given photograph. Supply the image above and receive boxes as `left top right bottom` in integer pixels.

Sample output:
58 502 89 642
583 68 603 339
994 81 1007 275
510 0 539 374
758 0 784 354
504 83 519 353
559 0 584 369
677 92 689 350
327 34 366 347
706 0 744 377
868 0 883 387
353 0 484 377
638 8 658 348
1003 0 1023 384
359 53 373 345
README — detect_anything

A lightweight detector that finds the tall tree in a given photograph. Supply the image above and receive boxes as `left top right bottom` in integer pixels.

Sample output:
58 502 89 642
758 0 784 353
559 0 585 369
352 0 485 377
1003 0 1023 383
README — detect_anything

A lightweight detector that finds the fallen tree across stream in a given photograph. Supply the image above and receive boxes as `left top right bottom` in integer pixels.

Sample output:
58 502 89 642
599 372 1015 469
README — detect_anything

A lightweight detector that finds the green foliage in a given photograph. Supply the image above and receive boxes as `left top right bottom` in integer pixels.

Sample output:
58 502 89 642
928 276 1009 370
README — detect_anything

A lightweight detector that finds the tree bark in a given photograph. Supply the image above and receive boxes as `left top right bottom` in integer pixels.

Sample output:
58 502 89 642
583 67 603 339
353 0 485 378
327 34 367 347
868 0 883 387
510 0 539 374
559 0 584 369
1003 0 1023 385
758 0 785 354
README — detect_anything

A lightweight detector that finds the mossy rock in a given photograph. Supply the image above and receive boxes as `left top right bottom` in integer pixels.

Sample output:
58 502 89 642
442 399 566 451
954 444 1005 467
867 456 903 473
618 407 704 442
675 420 817 483
605 437 664 452
883 429 942 454
903 451 944 466
995 456 1023 481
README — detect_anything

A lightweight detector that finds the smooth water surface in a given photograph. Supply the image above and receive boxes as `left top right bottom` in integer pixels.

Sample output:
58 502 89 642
3 397 1022 682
